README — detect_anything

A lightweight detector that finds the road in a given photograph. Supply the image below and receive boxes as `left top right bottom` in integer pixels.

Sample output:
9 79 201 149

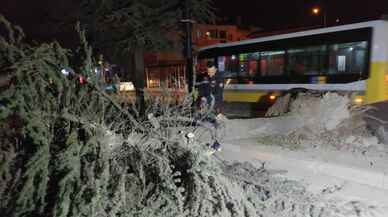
365 101 388 144
211 114 388 216
219 138 388 216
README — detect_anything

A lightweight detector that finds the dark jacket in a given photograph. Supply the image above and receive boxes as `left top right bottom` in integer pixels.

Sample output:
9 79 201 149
195 71 224 111
210 71 224 105
195 73 211 98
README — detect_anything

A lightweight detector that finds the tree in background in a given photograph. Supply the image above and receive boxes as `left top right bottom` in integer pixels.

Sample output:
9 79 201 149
80 0 214 116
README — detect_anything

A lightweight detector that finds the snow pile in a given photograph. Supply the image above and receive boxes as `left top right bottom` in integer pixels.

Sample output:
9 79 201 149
259 92 381 151
222 161 379 217
289 92 350 131
376 126 388 145
265 93 291 117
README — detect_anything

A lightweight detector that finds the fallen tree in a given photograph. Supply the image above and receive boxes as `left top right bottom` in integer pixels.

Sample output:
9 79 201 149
0 16 376 217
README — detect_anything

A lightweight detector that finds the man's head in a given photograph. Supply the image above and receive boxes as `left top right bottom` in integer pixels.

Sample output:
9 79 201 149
207 60 217 77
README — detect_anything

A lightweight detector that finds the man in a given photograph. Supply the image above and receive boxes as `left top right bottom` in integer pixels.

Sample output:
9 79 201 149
195 60 225 113
207 61 224 115
194 60 226 155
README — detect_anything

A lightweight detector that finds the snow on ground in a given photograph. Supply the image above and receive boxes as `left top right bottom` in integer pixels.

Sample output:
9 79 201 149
219 138 388 216
215 93 388 216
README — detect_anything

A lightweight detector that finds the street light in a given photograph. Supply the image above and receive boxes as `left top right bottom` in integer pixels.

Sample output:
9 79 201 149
312 6 327 27
312 7 320 15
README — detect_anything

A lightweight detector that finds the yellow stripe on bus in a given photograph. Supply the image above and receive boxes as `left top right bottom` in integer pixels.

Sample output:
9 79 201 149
224 90 268 103
366 61 388 104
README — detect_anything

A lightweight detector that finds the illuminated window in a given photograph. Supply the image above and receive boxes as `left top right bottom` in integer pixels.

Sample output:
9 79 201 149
207 30 218 39
260 51 285 76
197 30 201 39
218 56 225 72
224 55 239 78
328 41 367 74
238 53 259 77
288 46 326 75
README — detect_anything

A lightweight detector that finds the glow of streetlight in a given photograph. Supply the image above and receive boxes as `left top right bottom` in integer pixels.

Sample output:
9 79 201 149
312 7 320 15
311 6 327 27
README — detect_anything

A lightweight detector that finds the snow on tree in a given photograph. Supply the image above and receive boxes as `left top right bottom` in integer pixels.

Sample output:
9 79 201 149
0 16 377 217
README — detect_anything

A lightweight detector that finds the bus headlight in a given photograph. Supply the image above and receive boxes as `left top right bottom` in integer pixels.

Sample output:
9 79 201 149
354 97 363 104
269 95 277 101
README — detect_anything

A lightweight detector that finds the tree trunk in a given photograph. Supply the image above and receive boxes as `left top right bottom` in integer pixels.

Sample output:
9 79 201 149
133 47 145 117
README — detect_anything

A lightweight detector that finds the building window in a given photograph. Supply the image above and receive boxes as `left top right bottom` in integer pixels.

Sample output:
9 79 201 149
207 30 218 39
205 30 228 40
219 30 227 39
197 30 201 39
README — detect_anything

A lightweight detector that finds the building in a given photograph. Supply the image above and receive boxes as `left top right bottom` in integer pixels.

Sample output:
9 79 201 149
193 23 258 48
144 23 258 90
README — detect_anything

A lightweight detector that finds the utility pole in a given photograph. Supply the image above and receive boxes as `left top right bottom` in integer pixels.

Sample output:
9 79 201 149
181 0 195 93
322 0 327 27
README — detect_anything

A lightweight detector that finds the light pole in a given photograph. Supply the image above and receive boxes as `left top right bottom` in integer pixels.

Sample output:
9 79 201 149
312 6 327 27
181 0 195 93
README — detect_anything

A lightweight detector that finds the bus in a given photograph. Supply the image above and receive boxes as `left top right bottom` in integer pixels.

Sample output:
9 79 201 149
197 19 388 108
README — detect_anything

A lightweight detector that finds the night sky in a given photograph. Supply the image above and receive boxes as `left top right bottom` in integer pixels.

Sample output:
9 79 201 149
214 0 388 30
1 0 79 46
1 0 388 44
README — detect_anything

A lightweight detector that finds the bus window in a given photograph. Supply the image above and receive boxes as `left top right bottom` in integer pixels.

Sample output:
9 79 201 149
260 51 285 76
238 53 260 78
239 53 249 77
218 56 226 72
248 59 258 77
288 46 326 76
328 41 368 74
248 52 259 77
224 55 239 78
